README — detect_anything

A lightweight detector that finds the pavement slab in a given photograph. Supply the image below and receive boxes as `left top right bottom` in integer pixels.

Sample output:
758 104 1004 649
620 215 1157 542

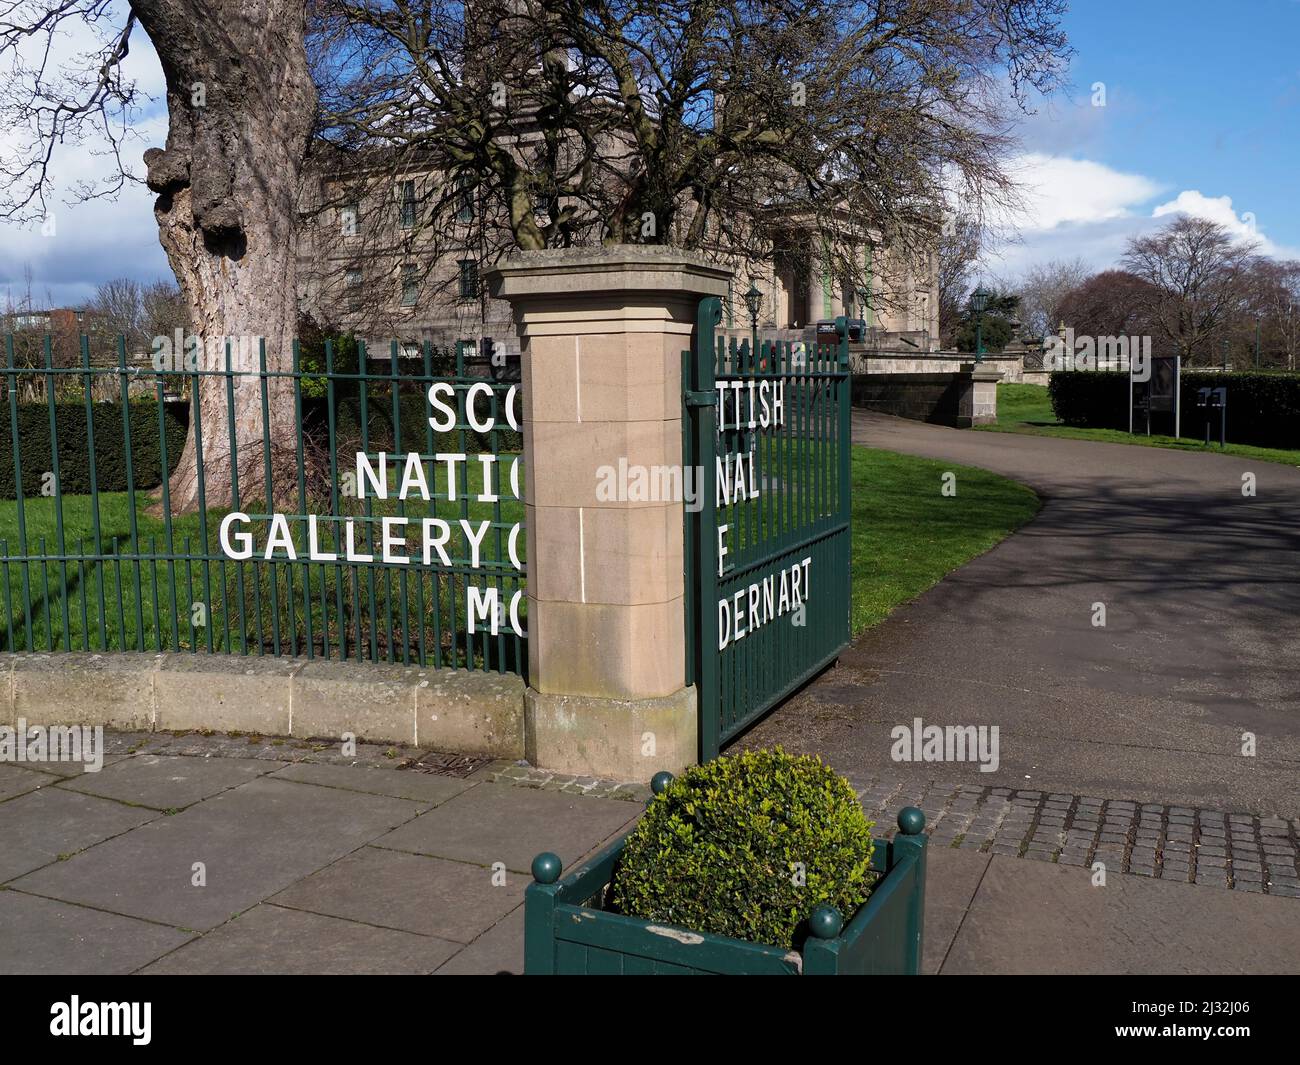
12 777 428 930
269 845 524 942
0 763 56 802
435 905 525 975
271 760 479 805
0 890 193 975
921 848 992 975
139 904 457 975
57 754 282 810
374 781 641 872
940 854 1300 974
0 787 159 883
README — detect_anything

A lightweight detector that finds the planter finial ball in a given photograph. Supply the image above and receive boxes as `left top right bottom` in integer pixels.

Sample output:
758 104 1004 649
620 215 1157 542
650 771 675 795
898 807 926 835
809 904 843 939
531 852 562 884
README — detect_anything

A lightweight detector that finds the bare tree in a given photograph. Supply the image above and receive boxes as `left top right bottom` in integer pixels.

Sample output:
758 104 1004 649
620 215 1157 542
1243 258 1300 370
1120 216 1259 364
1014 257 1090 338
310 0 1071 316
1 1 317 510
90 278 147 350
1055 269 1158 341
937 212 982 347
3 0 1069 511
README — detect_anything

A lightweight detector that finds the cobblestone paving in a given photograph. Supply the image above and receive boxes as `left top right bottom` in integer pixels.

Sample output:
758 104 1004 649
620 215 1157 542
93 733 1300 896
851 777 1300 898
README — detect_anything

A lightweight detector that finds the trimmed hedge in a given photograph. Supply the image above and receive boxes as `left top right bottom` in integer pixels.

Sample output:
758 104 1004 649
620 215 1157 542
0 401 189 501
1048 370 1300 449
610 747 876 950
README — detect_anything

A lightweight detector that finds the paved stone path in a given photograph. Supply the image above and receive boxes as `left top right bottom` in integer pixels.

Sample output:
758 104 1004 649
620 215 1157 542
743 412 1300 825
0 734 643 975
3 737 1296 973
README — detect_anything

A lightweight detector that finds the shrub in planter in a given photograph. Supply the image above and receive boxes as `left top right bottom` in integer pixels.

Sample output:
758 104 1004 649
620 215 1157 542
525 757 927 974
610 748 876 950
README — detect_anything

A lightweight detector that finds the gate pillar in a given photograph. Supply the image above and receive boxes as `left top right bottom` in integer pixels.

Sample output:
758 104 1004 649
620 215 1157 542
486 247 732 779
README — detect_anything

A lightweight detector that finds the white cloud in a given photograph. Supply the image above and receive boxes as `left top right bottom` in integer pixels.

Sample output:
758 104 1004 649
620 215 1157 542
1151 189 1297 258
999 153 1163 231
0 17 169 309
982 154 1300 280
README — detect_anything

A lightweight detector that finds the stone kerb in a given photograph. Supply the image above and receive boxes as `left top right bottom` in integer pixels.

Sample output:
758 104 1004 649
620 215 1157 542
0 652 525 757
487 246 732 778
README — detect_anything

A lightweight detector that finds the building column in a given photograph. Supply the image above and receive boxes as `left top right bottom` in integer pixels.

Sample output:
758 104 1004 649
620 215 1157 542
486 246 731 779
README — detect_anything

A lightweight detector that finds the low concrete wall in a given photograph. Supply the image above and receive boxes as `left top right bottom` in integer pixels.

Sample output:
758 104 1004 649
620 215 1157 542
852 372 967 425
850 350 1023 382
0 652 526 757
852 366 1003 428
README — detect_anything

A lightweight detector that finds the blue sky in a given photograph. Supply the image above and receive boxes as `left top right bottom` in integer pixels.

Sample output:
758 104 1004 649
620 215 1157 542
983 0 1300 278
2 1 1298 307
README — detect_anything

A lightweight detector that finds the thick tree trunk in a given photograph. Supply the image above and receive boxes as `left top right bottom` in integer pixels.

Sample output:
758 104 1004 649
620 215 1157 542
133 0 316 513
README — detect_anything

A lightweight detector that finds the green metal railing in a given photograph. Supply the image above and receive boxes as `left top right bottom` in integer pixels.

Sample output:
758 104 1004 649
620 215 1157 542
1 334 526 676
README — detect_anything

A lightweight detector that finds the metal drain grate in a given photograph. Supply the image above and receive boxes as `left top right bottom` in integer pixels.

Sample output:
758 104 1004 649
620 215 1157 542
403 750 492 778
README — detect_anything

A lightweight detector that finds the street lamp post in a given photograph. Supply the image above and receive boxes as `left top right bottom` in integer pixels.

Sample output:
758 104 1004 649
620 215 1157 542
969 285 991 364
744 281 762 357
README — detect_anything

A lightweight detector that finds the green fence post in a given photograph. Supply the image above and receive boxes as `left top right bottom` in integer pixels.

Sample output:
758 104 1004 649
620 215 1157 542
524 852 563 975
893 807 928 975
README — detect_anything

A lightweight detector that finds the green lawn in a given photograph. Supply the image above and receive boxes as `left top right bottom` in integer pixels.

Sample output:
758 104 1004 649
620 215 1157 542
979 382 1300 467
849 445 1039 633
1 447 1039 654
0 462 524 666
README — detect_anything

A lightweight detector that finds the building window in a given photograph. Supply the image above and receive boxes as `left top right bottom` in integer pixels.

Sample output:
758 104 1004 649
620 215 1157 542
340 202 359 237
458 259 479 300
345 268 363 312
456 177 475 223
398 180 417 229
400 264 419 307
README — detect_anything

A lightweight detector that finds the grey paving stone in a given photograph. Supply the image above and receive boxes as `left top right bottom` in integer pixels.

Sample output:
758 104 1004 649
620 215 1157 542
942 856 1300 974
13 777 426 930
0 889 192 974
435 905 525 975
374 782 639 872
13 755 128 779
0 763 54 802
58 754 281 810
271 760 478 805
140 903 456 974
270 845 524 942
0 787 158 883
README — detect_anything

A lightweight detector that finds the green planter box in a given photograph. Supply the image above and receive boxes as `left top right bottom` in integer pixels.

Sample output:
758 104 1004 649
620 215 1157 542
524 807 927 975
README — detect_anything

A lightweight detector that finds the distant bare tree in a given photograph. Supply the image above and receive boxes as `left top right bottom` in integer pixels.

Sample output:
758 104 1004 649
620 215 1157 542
1243 258 1300 370
1014 257 1090 338
937 212 982 348
88 277 187 356
90 278 147 350
1055 269 1159 341
1120 216 1258 364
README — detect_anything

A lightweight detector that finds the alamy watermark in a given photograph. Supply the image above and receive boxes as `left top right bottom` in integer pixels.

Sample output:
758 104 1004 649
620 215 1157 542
1044 329 1152 381
0 719 104 773
890 716 1000 773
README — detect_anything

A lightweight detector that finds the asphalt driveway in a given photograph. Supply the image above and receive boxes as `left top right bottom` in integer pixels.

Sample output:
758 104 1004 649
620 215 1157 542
740 412 1300 818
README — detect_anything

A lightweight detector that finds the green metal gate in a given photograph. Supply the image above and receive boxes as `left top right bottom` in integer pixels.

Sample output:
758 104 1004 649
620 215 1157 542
683 297 853 760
